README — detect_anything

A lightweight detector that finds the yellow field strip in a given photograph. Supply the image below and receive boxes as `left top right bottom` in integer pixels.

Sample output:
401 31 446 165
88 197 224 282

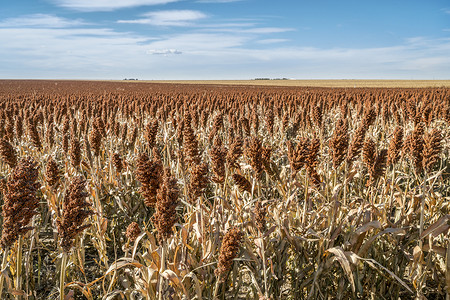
131 79 450 88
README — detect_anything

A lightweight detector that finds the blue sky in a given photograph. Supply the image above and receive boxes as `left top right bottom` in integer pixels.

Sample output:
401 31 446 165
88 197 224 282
0 0 449 79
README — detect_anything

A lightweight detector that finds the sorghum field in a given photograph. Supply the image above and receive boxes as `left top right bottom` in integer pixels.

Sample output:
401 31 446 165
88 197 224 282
0 80 449 300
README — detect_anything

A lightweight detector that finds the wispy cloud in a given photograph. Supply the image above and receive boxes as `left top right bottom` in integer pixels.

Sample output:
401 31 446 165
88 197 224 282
145 33 249 51
147 49 182 55
201 26 294 34
52 0 179 11
201 22 256 28
256 39 288 44
118 10 207 26
0 14 86 28
242 27 294 34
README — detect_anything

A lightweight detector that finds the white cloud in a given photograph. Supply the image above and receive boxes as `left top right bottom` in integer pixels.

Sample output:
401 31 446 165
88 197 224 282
145 33 249 51
118 10 207 26
201 26 294 34
201 22 256 28
256 39 288 44
0 14 86 28
52 0 179 11
147 49 182 55
241 27 294 34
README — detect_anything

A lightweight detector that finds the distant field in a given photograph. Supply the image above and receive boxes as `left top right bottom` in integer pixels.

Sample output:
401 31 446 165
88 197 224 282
140 79 450 88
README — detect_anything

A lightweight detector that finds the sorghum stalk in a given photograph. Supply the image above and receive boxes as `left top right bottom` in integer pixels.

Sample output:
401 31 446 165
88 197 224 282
0 247 9 298
60 252 68 300
16 236 23 300
158 242 166 300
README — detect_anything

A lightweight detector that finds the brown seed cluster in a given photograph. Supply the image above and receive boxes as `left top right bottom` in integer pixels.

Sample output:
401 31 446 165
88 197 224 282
287 138 309 174
405 123 425 173
287 137 320 184
254 201 267 233
128 126 138 149
0 138 17 168
387 126 404 166
46 123 55 148
183 117 201 165
189 162 209 201
261 145 275 176
209 112 223 141
361 106 376 129
45 157 60 188
112 152 124 174
347 124 368 164
232 173 252 193
422 128 442 172
312 105 322 128
135 152 163 206
329 118 349 168
125 222 141 242
226 137 243 169
210 139 227 184
89 120 102 157
245 137 263 177
152 169 179 242
215 227 243 282
27 118 42 149
56 176 93 252
1 158 40 249
265 109 274 135
70 137 81 168
145 119 159 149
363 138 387 186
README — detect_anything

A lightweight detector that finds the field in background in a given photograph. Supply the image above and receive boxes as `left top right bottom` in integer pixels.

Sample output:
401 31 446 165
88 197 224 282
141 79 450 88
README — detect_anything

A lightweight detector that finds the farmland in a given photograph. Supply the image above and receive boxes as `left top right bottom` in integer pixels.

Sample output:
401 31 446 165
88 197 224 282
143 79 450 88
0 79 449 299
